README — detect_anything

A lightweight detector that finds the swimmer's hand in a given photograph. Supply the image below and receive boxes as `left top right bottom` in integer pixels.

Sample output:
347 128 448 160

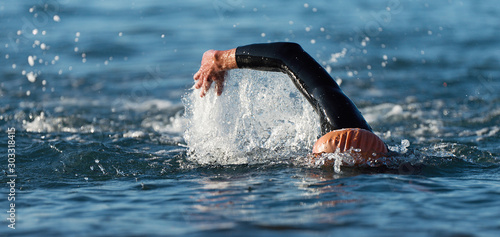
193 48 237 97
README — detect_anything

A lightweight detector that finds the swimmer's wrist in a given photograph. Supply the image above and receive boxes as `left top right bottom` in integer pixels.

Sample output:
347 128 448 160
214 48 237 71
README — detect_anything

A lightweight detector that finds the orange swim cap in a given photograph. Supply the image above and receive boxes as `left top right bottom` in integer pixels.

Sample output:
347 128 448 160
312 128 388 166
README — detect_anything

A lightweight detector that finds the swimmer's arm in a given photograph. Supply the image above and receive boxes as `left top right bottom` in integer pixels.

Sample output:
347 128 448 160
234 42 339 92
193 42 371 132
194 42 335 98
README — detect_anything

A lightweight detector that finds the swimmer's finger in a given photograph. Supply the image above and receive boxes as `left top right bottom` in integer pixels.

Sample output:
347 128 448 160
194 74 204 89
194 68 211 89
200 78 213 97
215 78 224 96
193 70 201 81
194 62 208 81
215 72 226 96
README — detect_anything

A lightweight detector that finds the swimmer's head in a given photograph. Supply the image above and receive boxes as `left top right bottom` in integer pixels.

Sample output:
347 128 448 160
313 128 388 158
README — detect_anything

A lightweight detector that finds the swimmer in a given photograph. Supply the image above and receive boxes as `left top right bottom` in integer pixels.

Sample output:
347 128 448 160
193 42 388 166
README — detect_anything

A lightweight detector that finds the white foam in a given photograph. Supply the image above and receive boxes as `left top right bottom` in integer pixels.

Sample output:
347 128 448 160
141 110 186 135
362 103 409 124
23 113 78 133
117 99 174 112
183 70 320 165
458 125 500 142
123 130 146 138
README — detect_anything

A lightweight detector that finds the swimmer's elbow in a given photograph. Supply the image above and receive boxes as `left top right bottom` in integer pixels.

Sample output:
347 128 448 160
274 42 304 59
270 42 306 75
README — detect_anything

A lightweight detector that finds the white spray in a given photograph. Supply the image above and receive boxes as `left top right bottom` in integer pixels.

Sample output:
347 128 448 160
183 70 320 165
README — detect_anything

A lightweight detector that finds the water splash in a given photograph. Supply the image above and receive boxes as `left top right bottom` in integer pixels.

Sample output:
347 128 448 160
183 70 320 165
302 147 402 173
389 139 411 154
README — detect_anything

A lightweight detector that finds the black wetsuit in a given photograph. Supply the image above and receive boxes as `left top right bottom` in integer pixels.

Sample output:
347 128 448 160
235 42 372 136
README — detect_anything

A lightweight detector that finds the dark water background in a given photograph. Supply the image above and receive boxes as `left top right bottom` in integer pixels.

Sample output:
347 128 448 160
1 0 499 236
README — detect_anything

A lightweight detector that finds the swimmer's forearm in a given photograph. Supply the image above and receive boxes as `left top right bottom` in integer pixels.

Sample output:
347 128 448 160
214 43 302 73
235 43 293 73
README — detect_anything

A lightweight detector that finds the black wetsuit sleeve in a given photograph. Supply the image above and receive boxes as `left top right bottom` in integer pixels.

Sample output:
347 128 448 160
235 42 372 135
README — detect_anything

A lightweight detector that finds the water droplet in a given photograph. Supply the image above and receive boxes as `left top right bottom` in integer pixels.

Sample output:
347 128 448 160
27 72 37 82
28 56 35 66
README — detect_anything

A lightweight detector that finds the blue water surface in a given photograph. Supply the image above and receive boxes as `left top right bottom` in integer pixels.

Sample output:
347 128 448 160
1 0 500 236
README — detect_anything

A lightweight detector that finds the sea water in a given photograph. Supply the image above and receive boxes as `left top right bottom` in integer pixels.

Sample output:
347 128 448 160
1 0 499 236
